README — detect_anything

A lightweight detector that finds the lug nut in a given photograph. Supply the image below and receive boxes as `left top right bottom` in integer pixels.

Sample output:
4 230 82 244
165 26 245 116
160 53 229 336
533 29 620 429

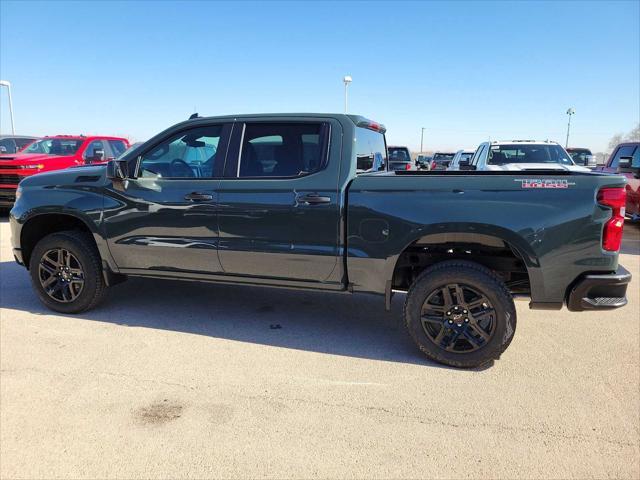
448 320 453 324
463 309 467 314
464 318 469 323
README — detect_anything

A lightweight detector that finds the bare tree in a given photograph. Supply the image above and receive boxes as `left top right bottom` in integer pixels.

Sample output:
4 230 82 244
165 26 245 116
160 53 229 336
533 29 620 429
608 133 624 150
608 123 639 150
625 123 639 142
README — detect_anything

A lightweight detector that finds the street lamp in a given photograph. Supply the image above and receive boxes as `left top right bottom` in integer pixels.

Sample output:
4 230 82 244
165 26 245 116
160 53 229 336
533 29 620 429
565 107 575 148
420 127 425 153
0 80 16 135
343 75 352 113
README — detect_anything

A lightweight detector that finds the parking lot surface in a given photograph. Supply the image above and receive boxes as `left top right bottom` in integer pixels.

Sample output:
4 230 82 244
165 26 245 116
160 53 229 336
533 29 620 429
1 217 638 479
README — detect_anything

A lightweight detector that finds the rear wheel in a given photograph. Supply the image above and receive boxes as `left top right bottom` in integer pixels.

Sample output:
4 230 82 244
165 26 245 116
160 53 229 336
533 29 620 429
29 231 107 313
404 260 516 368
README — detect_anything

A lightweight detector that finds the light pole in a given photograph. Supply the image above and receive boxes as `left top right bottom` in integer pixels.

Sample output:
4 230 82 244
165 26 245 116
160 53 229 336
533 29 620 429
343 75 352 113
565 108 575 148
0 80 16 135
420 127 425 153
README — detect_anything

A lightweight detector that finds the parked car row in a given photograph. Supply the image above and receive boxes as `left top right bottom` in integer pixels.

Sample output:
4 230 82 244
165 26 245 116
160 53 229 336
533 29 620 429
1 127 638 221
0 135 129 208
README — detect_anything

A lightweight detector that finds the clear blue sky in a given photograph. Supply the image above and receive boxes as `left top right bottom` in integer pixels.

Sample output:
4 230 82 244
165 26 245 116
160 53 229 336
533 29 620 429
1 0 638 152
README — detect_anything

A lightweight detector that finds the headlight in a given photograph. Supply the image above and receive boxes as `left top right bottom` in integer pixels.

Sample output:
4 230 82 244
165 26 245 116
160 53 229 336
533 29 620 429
19 164 44 170
15 186 22 200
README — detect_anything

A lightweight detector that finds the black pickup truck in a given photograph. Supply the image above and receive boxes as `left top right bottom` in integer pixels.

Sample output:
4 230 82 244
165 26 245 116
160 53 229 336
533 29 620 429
9 114 631 367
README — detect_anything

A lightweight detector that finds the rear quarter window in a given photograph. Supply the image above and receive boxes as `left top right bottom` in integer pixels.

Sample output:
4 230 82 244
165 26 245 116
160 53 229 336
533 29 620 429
356 128 387 172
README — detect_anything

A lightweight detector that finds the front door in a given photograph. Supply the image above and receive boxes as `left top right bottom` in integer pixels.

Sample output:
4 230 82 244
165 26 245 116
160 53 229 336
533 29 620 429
216 119 342 284
104 123 231 275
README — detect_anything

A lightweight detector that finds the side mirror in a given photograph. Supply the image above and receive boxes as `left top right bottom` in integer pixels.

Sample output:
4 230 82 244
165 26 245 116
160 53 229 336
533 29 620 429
617 156 633 170
94 149 105 161
0 146 6 154
106 159 129 180
618 156 640 178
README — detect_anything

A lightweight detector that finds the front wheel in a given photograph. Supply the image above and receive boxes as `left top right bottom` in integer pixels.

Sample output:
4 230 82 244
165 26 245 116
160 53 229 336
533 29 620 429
404 260 517 368
29 231 107 314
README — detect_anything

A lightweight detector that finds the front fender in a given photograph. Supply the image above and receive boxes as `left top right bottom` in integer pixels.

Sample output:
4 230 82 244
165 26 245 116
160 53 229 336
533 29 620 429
10 184 119 274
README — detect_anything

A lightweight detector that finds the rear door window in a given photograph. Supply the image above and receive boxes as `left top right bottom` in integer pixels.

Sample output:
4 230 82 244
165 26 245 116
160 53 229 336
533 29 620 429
237 123 329 178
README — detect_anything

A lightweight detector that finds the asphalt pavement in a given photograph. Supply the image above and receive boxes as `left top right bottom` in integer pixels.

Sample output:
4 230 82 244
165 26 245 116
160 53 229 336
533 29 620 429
1 217 638 479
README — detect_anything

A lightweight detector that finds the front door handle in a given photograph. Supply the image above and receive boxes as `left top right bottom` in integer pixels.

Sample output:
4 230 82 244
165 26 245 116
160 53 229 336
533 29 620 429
184 192 213 202
296 193 331 205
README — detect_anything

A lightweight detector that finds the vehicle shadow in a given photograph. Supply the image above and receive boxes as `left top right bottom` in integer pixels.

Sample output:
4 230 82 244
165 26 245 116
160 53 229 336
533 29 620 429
0 260 481 370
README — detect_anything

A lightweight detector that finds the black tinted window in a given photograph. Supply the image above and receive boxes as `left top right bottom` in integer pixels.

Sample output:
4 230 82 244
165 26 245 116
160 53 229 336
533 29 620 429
388 147 411 162
238 123 328 177
356 127 387 172
433 153 455 162
0 138 17 153
488 144 573 165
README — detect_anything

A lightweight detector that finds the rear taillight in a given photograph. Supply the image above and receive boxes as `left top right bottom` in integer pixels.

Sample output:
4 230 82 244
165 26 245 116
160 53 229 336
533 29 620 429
597 187 626 251
431 161 436 170
405 163 412 170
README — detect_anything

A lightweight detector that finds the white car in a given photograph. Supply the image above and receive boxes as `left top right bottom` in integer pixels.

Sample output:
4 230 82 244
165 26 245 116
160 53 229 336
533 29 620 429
447 149 475 171
465 140 591 172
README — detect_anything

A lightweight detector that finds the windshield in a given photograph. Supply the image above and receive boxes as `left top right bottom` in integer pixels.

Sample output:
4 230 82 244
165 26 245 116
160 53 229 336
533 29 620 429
433 153 455 162
23 138 83 156
488 144 573 165
388 147 411 162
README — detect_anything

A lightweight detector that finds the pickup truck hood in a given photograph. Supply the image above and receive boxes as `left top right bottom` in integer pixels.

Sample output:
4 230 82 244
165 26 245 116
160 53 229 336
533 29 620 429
485 163 591 172
0 152 73 165
19 164 107 187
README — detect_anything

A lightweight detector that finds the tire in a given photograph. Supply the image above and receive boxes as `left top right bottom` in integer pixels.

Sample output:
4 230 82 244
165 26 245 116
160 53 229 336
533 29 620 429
404 260 516 368
29 230 107 313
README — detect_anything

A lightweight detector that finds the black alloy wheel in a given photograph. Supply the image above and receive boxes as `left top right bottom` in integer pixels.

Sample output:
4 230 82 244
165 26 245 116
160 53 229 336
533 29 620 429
420 283 496 353
38 248 85 303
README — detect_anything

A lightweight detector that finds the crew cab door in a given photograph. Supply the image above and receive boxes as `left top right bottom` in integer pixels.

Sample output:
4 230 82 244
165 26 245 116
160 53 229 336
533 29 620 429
216 118 342 285
103 122 231 274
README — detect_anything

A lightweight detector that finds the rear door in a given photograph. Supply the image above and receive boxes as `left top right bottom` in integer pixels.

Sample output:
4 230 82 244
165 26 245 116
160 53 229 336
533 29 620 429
216 118 342 285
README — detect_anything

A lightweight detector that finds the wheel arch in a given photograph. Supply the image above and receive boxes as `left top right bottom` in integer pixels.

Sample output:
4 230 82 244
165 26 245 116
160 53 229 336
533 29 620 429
19 211 121 284
385 226 543 306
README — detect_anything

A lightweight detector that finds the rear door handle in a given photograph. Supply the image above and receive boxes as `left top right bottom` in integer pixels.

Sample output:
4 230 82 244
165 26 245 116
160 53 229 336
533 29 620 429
184 192 213 202
296 193 331 205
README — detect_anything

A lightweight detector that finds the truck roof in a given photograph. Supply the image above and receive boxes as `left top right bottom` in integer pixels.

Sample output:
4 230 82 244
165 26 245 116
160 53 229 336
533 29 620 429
176 113 386 133
490 140 560 146
42 135 128 141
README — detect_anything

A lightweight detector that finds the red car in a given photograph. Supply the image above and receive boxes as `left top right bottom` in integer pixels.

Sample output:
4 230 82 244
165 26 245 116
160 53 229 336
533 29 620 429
0 135 129 208
595 142 640 221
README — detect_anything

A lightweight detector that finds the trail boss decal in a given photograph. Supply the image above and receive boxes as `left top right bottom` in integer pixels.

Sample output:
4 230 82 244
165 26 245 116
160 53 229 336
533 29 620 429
515 178 576 189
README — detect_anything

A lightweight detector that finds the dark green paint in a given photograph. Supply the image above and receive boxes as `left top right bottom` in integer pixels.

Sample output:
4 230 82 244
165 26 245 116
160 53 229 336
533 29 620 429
9 113 628 309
